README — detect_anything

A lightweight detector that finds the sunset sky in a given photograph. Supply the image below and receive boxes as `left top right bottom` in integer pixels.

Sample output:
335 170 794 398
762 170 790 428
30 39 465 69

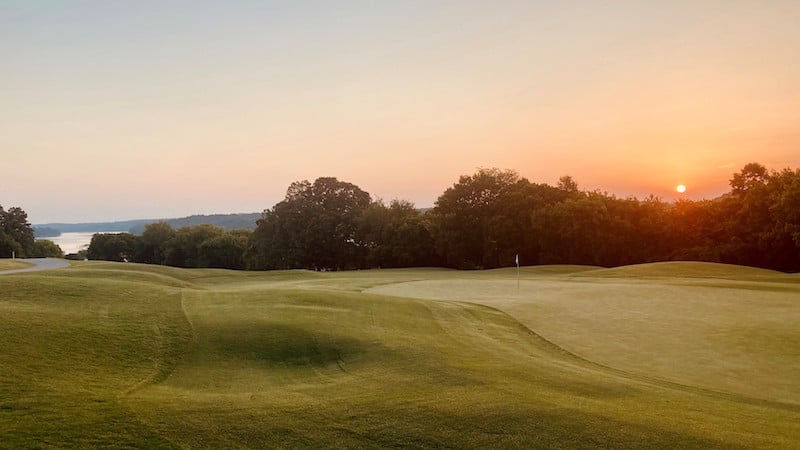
3 1 799 223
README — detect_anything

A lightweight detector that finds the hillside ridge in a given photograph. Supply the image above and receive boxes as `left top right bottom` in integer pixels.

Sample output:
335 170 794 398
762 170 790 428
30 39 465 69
34 212 261 236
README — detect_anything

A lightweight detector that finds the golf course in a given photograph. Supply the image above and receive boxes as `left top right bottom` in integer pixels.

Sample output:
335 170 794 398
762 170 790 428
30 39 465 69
1 261 798 448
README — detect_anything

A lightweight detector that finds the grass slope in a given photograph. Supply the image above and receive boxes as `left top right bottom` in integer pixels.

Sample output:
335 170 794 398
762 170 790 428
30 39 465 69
0 259 33 271
369 262 800 406
575 261 799 282
1 262 798 448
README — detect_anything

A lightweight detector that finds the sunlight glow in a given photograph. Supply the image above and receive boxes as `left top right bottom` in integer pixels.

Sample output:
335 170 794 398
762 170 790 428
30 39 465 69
676 184 687 193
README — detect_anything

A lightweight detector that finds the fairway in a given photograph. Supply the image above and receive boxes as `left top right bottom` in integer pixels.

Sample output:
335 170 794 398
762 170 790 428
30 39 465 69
1 262 799 447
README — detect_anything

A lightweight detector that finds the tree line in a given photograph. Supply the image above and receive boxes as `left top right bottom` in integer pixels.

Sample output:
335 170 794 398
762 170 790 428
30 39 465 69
86 223 250 269
82 162 800 272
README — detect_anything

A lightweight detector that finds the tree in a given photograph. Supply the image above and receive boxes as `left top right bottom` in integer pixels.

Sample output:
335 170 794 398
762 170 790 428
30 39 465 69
764 168 800 271
768 168 800 246
356 199 437 268
87 233 138 262
32 240 64 258
620 195 672 263
162 225 224 268
660 163 800 271
135 222 176 264
730 162 769 194
430 169 546 268
728 166 800 271
533 192 611 265
557 175 579 193
0 205 36 257
250 177 372 270
198 229 250 269
0 228 23 258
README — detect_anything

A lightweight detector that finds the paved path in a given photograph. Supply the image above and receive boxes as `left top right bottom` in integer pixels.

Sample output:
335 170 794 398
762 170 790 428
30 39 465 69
0 258 70 275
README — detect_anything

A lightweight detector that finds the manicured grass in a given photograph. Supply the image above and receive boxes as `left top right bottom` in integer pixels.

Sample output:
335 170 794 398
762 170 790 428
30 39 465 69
0 273 190 447
574 261 799 282
369 262 800 405
1 262 798 447
0 259 33 271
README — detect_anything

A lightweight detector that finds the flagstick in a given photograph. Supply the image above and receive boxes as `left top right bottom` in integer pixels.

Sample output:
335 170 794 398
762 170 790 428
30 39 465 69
516 254 520 290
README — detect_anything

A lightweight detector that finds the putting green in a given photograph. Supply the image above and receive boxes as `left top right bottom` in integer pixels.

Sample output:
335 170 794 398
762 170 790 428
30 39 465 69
368 263 800 405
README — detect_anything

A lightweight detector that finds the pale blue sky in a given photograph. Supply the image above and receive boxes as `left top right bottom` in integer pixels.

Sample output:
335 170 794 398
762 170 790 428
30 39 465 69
2 1 799 223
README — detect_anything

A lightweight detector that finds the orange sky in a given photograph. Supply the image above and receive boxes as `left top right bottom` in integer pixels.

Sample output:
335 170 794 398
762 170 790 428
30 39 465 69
2 1 799 223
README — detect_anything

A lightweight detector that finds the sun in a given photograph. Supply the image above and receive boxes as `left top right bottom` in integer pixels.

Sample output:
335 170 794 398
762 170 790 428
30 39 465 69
676 184 687 193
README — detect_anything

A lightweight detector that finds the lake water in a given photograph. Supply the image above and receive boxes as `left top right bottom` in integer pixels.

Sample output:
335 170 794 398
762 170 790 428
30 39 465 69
44 232 115 254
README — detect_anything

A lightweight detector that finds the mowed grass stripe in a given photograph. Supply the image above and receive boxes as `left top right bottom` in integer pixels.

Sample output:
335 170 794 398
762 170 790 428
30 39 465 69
0 273 191 447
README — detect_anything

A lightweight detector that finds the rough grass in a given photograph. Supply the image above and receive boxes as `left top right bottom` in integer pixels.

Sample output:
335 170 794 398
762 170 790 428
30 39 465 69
1 262 798 448
0 259 33 271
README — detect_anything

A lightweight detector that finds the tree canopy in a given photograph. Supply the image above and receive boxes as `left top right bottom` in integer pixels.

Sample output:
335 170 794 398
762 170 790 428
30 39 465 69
0 205 36 258
249 177 371 270
85 223 251 270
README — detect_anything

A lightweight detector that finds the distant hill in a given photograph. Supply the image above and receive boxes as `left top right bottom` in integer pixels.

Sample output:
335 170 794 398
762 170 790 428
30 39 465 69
128 213 261 234
34 219 153 234
32 226 62 237
35 213 261 236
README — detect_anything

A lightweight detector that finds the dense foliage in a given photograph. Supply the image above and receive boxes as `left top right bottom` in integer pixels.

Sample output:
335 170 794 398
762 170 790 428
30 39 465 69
80 163 800 272
249 177 371 270
0 205 36 257
86 224 250 269
0 205 63 258
31 239 65 258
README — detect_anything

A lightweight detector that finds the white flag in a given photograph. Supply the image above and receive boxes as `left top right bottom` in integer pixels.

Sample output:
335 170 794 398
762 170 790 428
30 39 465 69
515 254 519 266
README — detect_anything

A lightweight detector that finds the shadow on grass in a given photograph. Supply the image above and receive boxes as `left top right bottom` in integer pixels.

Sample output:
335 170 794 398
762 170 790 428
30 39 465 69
202 322 372 367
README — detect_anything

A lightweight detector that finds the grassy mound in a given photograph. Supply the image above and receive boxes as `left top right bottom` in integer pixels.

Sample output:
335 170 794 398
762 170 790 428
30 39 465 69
575 261 793 280
2 263 798 447
483 264 602 277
